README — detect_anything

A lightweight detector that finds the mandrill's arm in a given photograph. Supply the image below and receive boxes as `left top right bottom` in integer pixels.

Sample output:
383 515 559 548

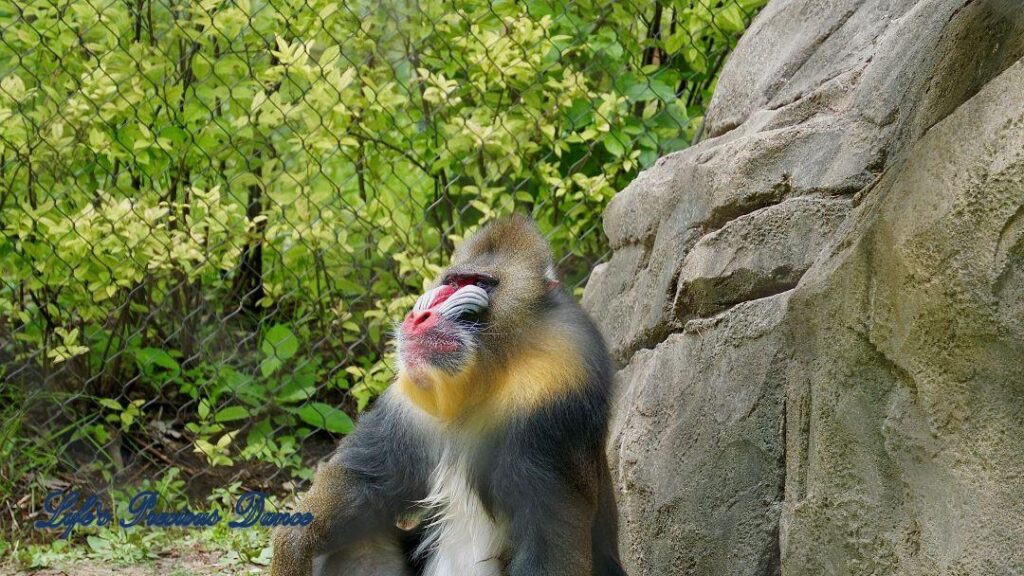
485 392 606 576
270 391 433 576
502 479 597 576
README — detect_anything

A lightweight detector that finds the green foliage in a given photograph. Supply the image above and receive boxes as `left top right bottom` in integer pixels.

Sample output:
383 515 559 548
0 0 764 527
8 539 87 570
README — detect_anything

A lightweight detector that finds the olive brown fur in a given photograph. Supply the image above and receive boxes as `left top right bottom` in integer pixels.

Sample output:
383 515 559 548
270 215 627 576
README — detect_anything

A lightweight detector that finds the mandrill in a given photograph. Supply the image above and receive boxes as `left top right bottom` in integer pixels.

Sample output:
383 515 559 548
270 215 627 576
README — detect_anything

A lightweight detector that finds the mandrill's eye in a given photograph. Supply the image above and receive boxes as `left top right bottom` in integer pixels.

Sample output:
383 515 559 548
473 275 499 290
444 272 499 292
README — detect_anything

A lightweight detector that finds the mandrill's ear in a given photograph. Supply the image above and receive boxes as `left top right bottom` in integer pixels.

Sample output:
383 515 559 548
544 264 560 290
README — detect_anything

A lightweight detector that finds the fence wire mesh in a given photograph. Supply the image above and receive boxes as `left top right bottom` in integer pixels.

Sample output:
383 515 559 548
0 0 764 539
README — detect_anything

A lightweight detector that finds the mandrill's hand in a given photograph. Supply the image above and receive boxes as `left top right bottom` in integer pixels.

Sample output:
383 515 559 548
269 526 313 576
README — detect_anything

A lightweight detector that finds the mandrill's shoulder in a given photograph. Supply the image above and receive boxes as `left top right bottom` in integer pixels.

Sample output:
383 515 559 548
544 289 615 388
475 349 614 509
489 295 614 423
492 291 615 444
332 390 439 492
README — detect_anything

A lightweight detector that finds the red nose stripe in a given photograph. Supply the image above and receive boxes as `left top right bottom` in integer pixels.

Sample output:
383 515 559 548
427 284 456 308
402 284 456 337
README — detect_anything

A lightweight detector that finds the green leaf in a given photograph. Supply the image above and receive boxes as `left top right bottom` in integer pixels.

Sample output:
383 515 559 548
664 31 689 55
618 73 657 103
261 324 299 361
649 79 678 102
603 130 628 157
87 535 111 553
275 376 316 403
214 405 250 422
98 398 122 411
718 5 747 33
246 418 272 446
296 402 354 434
260 357 282 378
134 347 180 377
217 430 239 448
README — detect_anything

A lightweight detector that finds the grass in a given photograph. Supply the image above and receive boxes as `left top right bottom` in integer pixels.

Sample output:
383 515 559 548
2 521 271 575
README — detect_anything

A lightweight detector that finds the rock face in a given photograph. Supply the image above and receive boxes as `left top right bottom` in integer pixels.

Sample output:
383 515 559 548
583 1 1024 574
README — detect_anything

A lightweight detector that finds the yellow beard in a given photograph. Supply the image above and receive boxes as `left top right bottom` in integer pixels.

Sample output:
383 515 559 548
396 330 585 424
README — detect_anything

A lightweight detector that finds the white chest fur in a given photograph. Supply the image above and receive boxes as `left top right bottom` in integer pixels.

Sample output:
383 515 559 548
416 450 508 576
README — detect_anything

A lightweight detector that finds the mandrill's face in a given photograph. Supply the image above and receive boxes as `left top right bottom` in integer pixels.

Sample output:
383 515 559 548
393 216 559 420
395 270 498 373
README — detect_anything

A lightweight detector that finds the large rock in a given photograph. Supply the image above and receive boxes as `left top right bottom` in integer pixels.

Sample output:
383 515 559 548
781 59 1024 576
584 1 1024 574
609 294 789 576
676 197 850 319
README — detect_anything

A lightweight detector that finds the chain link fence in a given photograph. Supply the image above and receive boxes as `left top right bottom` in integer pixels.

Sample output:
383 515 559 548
0 0 765 540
